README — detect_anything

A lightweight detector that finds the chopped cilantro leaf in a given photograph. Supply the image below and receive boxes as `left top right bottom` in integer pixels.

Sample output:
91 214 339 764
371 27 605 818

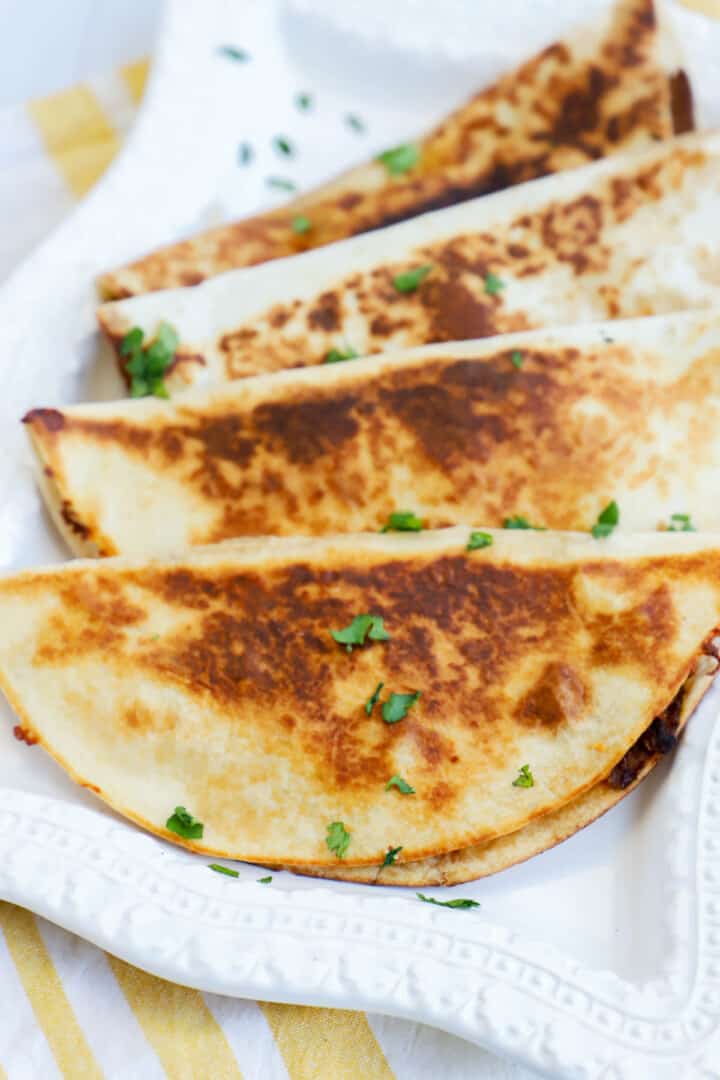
385 775 415 794
324 344 359 364
591 500 619 539
513 764 534 788
376 143 420 175
331 614 390 653
257 875 273 883
121 322 178 399
273 135 293 157
292 214 311 234
484 271 505 295
345 113 365 133
669 512 695 532
510 350 524 369
266 177 297 191
381 510 424 533
119 327 143 356
381 691 421 724
503 516 545 530
393 264 433 294
295 92 313 110
383 846 403 866
218 45 250 62
326 821 351 859
467 531 493 551
209 863 239 877
417 893 480 909
238 142 253 165
166 806 204 840
365 681 385 715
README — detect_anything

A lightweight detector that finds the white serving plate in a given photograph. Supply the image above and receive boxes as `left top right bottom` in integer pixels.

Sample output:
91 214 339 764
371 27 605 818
2 2 720 1076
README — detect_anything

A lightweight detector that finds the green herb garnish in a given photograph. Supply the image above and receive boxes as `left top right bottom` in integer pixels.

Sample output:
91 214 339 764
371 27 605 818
591 501 619 539
365 681 385 716
382 691 421 724
218 45 250 62
292 215 311 234
376 143 420 175
121 322 178 399
331 614 390 653
417 893 480 910
467 531 493 551
273 135 293 157
257 875 273 884
484 272 505 295
381 510 424 533
669 512 695 532
166 806 204 840
383 846 403 866
209 863 239 878
513 764 534 788
392 264 433 294
266 177 297 191
238 142 253 165
503 516 545 530
385 775 415 794
295 92 313 110
510 350 524 369
324 344 359 364
345 113 365 133
326 821 351 859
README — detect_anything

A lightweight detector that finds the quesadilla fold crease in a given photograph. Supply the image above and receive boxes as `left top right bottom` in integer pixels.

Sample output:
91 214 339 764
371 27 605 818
25 310 720 558
98 130 720 393
1 528 719 872
98 0 690 300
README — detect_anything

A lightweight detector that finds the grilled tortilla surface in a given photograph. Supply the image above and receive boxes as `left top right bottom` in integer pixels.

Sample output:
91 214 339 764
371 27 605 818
97 0 690 301
1 528 720 870
26 311 720 558
296 645 717 885
98 131 720 393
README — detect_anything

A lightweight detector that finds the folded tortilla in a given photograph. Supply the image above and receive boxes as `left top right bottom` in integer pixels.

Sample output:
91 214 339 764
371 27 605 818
294 647 718 884
26 310 720 557
1 528 719 871
97 0 691 301
98 130 720 393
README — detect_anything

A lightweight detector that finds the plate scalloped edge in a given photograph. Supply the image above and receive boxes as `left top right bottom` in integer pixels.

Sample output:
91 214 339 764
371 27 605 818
2 1 720 1076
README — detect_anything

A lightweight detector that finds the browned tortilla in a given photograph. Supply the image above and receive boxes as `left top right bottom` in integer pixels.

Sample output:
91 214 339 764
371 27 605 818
1 528 720 871
97 0 690 300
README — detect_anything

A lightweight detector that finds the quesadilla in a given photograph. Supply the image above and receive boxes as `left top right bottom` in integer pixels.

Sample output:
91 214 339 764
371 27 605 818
97 131 720 393
1 527 719 873
26 311 720 557
295 647 718 884
97 0 691 301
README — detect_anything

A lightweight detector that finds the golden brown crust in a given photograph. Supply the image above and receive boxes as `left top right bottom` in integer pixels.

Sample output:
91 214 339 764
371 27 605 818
24 313 720 554
294 644 719 885
97 0 687 300
96 132 717 393
2 530 720 867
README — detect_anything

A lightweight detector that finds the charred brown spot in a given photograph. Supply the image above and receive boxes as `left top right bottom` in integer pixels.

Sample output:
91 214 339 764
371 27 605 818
252 394 360 465
23 408 65 432
306 290 341 332
13 725 38 745
670 70 694 136
60 500 91 540
517 662 589 729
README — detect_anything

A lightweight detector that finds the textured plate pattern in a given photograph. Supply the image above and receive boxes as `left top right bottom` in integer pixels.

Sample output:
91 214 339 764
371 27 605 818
2 2 720 1076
